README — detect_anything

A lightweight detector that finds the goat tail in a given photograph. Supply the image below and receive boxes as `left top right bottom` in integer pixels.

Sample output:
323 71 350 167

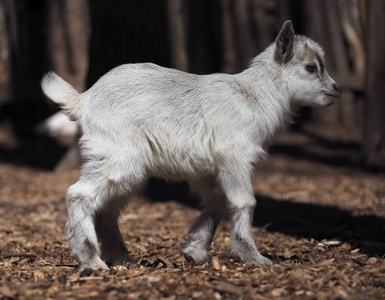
41 72 84 121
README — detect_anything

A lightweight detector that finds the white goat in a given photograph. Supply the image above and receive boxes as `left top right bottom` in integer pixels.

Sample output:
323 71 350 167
41 21 338 270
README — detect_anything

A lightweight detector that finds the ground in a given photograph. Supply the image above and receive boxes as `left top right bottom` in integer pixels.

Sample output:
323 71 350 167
0 130 385 299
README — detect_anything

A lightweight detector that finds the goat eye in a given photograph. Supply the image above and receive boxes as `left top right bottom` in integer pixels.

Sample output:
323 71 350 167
306 64 317 73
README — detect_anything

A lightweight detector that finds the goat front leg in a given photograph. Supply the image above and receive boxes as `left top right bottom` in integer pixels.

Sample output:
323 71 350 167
217 168 272 265
229 204 272 265
181 178 222 265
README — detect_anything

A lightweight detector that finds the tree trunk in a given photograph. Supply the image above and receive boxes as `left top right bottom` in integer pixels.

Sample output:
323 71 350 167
251 0 272 52
304 0 339 126
364 0 385 167
47 0 90 91
0 0 11 104
233 0 256 70
167 0 188 72
221 0 237 73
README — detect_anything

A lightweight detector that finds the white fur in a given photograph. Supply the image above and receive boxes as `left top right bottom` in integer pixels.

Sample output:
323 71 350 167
41 21 338 270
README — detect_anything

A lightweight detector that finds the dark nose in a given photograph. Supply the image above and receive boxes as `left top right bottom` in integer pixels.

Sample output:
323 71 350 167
332 83 339 92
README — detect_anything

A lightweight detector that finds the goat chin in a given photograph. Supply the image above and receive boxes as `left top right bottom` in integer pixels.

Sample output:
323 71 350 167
41 20 337 270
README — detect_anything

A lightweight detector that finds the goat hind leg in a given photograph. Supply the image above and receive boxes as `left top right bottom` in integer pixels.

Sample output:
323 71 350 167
95 197 135 267
181 178 222 265
66 180 108 270
181 207 221 264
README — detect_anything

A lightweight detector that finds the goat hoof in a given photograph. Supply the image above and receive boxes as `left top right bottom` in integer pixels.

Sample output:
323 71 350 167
79 256 109 271
105 254 136 267
181 245 208 265
243 254 273 266
184 253 195 263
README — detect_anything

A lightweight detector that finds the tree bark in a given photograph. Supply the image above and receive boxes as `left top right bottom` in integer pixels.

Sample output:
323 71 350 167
233 0 256 70
47 0 90 91
167 0 188 72
364 0 385 167
221 0 237 73
0 0 11 104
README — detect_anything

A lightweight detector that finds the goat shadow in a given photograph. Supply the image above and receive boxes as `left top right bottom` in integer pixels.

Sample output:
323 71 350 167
254 194 385 255
145 178 385 257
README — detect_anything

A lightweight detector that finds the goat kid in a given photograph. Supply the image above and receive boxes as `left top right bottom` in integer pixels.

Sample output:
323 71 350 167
41 21 338 270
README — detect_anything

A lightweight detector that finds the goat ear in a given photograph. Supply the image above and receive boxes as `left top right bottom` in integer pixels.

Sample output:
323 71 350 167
275 20 295 63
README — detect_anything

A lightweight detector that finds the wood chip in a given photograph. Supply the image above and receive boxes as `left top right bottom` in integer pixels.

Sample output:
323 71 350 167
4 253 37 259
0 286 15 298
368 257 378 264
157 255 173 267
317 259 335 266
212 281 243 295
211 256 221 270
1 148 385 299
340 243 352 250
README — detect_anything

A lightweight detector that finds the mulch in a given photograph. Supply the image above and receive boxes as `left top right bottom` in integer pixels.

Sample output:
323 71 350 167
1 131 385 299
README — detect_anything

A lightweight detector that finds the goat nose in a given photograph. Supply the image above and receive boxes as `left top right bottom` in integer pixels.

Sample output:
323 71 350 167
332 83 339 92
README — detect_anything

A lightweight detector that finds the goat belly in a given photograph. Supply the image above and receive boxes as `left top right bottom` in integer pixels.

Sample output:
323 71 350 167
144 133 216 180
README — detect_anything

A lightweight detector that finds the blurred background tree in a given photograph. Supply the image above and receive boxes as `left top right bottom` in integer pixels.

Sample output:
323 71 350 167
0 0 383 169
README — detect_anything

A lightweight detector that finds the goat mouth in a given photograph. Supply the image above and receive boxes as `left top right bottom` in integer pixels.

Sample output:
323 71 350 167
323 91 339 101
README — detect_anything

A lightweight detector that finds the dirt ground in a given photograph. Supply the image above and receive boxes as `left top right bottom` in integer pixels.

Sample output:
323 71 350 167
0 131 385 299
